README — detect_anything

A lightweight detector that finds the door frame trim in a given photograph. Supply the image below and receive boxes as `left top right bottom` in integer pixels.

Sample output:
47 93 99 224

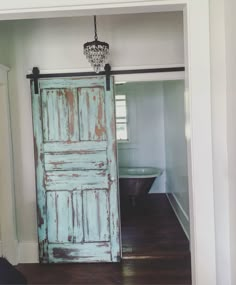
0 65 19 265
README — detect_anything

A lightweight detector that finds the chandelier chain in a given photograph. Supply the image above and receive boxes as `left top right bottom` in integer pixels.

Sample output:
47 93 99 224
94 16 98 41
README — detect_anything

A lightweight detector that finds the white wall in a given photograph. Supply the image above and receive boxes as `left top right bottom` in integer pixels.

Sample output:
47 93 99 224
115 81 166 193
163 80 189 237
0 26 16 261
8 12 184 71
3 12 184 246
224 1 236 284
0 27 8 245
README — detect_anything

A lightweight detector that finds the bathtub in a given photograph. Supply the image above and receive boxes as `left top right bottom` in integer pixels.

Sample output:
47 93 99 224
119 167 163 206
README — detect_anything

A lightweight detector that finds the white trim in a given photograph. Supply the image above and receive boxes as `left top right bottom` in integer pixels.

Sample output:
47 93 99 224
117 143 138 149
18 242 39 264
184 2 216 284
0 0 185 11
172 193 189 222
0 66 18 265
167 193 190 240
0 240 19 265
0 1 186 20
210 1 232 284
114 72 185 83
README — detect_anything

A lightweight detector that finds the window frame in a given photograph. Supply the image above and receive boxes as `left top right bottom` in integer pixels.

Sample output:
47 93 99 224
115 94 129 142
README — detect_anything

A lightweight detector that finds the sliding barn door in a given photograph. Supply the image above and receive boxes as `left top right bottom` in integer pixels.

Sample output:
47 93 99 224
31 77 121 263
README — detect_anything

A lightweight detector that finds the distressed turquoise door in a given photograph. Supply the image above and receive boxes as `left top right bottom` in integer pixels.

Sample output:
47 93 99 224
31 77 121 263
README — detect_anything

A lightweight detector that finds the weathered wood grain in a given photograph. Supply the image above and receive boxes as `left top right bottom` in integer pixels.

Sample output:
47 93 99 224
79 87 106 141
104 77 121 261
44 151 107 171
42 89 79 142
83 190 110 242
31 82 49 263
47 191 73 243
72 191 83 243
43 141 107 153
48 242 111 263
45 170 108 191
32 77 121 263
39 77 104 89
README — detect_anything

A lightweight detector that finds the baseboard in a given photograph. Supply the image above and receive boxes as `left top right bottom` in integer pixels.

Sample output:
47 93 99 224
167 193 190 240
18 242 39 263
0 239 19 265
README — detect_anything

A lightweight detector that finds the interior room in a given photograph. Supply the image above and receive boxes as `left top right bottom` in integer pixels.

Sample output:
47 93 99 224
0 10 192 284
3 1 235 284
115 80 190 259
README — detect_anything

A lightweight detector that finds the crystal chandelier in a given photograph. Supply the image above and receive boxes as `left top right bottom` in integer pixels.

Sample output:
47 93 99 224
83 16 109 73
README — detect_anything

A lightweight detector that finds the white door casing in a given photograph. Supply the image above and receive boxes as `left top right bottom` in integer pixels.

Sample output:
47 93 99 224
0 65 18 264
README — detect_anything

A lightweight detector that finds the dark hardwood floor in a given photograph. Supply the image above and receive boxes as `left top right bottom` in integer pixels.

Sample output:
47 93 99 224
16 194 191 285
121 194 190 259
16 258 191 285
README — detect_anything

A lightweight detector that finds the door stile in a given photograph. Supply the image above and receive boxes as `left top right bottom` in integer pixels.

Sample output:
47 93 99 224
105 77 121 261
31 81 48 263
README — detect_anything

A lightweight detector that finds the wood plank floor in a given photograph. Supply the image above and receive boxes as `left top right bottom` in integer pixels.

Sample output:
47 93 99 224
16 194 191 285
121 194 190 259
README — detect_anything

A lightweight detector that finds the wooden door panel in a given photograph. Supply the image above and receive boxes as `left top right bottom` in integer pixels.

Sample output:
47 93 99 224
43 141 107 152
48 242 111 263
45 170 108 191
44 151 107 171
72 191 83 243
42 89 79 142
47 191 73 243
39 77 105 89
79 87 106 141
83 190 110 242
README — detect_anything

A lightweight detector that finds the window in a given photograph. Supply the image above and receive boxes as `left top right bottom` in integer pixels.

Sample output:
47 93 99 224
115 94 128 141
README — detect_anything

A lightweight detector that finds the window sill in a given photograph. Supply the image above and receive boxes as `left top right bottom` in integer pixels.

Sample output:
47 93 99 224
117 142 138 149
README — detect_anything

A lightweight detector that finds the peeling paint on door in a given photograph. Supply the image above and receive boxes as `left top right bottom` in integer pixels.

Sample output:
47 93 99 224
31 77 121 263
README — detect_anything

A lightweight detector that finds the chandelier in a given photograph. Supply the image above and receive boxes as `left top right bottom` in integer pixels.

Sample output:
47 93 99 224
83 16 110 73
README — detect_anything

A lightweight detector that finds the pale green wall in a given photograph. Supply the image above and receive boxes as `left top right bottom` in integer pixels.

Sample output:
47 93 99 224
0 22 12 67
115 82 166 193
163 80 189 237
0 21 11 244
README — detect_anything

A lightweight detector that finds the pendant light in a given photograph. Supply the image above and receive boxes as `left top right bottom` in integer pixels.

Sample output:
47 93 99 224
83 16 110 73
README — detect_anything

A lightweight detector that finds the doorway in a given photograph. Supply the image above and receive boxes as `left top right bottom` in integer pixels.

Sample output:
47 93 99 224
114 80 190 262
